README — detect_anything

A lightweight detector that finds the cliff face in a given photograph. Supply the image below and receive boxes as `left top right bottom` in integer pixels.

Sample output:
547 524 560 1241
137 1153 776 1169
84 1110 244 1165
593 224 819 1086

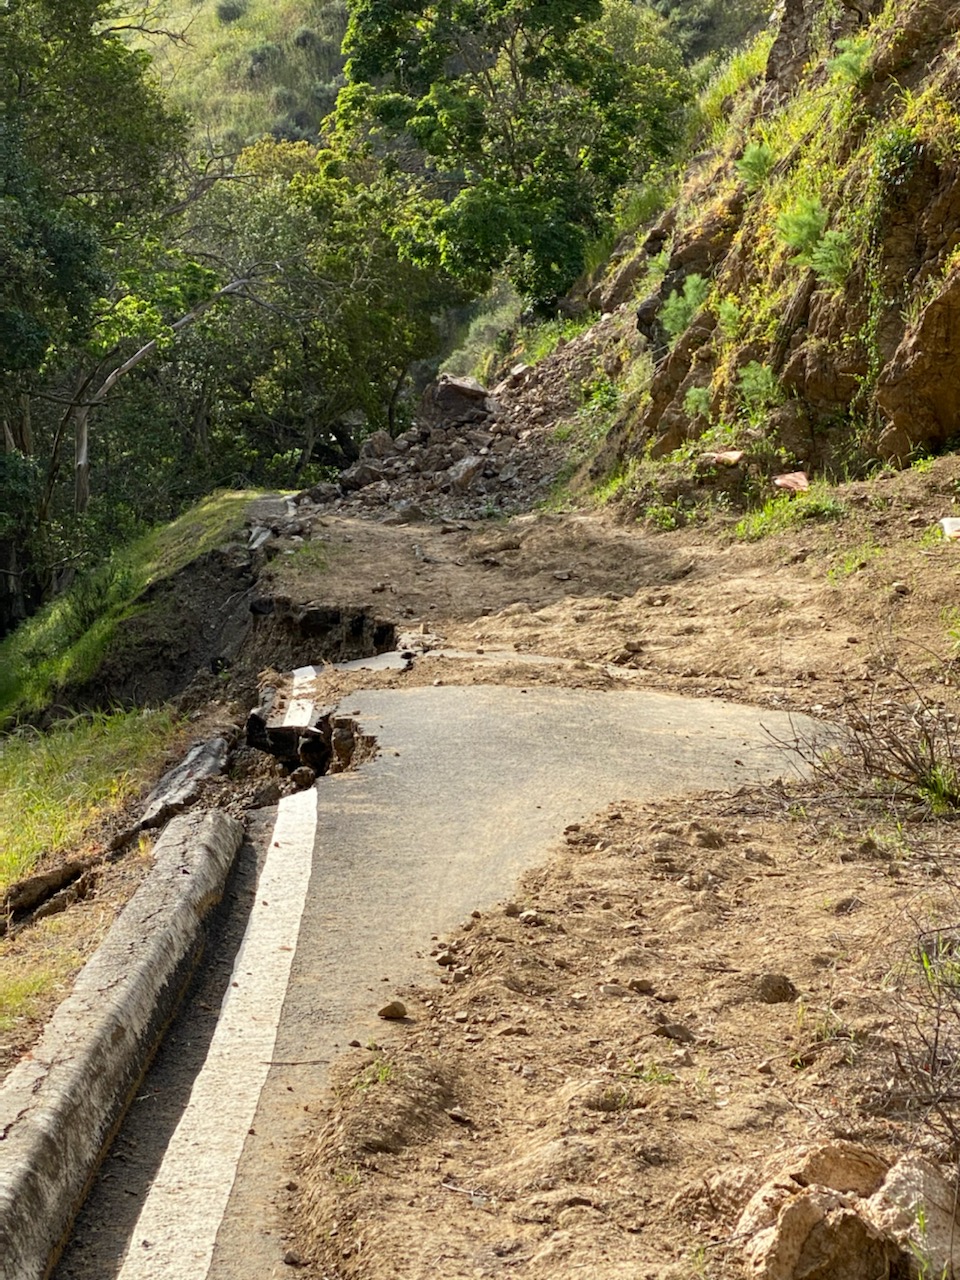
604 0 960 476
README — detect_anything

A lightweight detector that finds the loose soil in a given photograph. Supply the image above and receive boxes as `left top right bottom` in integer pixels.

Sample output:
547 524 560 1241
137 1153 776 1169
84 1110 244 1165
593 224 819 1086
7 453 960 1277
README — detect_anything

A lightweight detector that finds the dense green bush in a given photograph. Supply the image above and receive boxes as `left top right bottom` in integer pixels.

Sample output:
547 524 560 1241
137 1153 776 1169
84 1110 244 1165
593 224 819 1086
661 274 710 340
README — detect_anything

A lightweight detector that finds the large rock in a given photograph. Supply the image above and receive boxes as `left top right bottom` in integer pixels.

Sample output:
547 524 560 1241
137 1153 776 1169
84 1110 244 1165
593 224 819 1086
447 455 485 493
339 460 386 491
420 374 492 427
359 430 397 460
865 1155 960 1278
876 268 960 462
741 1186 899 1280
736 1144 902 1280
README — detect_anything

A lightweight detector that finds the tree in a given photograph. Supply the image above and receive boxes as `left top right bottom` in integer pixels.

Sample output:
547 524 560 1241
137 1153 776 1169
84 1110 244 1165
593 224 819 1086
180 140 459 473
337 0 691 301
0 0 186 635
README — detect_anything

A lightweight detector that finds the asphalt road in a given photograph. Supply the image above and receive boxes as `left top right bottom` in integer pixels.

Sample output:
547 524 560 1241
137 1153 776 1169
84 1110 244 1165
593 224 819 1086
55 683 820 1280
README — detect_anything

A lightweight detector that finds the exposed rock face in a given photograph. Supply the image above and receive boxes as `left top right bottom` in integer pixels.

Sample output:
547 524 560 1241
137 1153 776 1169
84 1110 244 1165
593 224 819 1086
603 0 960 474
724 1143 960 1280
876 269 960 461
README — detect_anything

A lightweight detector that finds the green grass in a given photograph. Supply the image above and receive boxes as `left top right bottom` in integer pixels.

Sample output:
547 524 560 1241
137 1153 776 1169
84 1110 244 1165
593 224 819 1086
734 485 847 540
0 966 59 1032
519 314 594 366
0 708 181 893
0 490 261 722
142 0 348 149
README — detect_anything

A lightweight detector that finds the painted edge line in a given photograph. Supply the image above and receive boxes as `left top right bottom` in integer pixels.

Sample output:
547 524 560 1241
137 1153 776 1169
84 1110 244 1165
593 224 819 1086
117 678 320 1280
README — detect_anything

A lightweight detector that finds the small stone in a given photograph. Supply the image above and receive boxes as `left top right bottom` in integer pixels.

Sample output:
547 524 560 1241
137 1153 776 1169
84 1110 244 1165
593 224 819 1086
378 1000 407 1020
628 977 655 995
446 1106 473 1125
453 1010 469 1024
600 983 629 997
518 910 544 926
654 1019 695 1044
436 950 457 966
288 766 316 790
283 1249 303 1267
834 895 864 915
755 973 798 1004
504 901 521 917
744 847 776 866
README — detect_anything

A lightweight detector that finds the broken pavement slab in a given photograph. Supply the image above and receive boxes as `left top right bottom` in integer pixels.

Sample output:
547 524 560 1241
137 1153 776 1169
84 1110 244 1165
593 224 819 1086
0 810 244 1280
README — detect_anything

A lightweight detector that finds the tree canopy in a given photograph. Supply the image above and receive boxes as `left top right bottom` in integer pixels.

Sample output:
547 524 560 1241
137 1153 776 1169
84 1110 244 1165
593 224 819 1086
338 0 691 300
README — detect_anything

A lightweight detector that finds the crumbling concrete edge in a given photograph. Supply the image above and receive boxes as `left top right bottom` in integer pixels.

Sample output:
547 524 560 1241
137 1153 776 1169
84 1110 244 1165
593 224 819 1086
0 809 244 1280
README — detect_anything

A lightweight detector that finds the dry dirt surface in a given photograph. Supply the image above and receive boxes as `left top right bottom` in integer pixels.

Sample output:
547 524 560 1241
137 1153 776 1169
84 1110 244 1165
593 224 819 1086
8 453 960 1276
260 456 960 1278
291 792 954 1279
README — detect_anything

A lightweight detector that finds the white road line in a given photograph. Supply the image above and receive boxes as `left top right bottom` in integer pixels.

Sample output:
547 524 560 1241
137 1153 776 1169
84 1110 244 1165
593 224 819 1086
284 665 320 728
117 715 318 1277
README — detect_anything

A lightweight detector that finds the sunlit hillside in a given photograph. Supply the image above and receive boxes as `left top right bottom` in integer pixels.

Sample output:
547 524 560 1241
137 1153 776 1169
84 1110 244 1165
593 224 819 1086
145 0 347 148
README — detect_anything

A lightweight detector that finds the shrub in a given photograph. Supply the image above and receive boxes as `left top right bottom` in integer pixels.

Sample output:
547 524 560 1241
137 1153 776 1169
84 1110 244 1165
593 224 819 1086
777 196 828 261
216 1 246 22
738 361 781 417
661 273 710 341
735 140 775 191
717 296 741 340
827 35 872 87
684 385 712 419
809 229 854 289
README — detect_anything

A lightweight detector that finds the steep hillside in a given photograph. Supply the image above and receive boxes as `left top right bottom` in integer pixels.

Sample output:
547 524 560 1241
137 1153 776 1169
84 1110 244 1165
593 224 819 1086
145 0 348 147
578 0 960 510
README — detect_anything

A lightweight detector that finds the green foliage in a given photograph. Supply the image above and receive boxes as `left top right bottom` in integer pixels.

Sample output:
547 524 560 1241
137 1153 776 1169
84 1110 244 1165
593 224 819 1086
684 385 712 419
339 0 692 301
717 295 741 339
661 273 710 340
734 486 846 540
871 122 923 197
826 35 872 86
0 493 255 720
519 314 594 366
777 196 828 262
0 452 41 541
0 709 179 891
737 361 781 418
652 0 773 62
698 30 774 135
735 140 775 191
441 277 523 380
809 229 854 289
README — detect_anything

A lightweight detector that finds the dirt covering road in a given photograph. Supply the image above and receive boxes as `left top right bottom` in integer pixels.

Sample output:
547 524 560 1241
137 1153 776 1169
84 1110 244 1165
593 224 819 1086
8 453 960 1278
256 459 960 1277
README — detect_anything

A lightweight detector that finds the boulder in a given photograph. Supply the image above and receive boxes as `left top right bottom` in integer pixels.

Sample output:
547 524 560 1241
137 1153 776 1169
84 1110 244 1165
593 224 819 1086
865 1155 960 1278
359 430 397 460
741 1185 899 1280
447 455 484 493
421 374 492 426
339 460 386 491
735 1145 904 1280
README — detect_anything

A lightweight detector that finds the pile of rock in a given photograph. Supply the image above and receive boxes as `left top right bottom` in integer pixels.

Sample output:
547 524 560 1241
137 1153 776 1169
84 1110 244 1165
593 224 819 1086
294 369 574 523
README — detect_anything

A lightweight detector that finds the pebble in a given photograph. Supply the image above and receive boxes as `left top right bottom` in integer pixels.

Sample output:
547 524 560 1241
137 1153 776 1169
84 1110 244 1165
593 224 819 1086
628 977 655 995
518 910 544 926
378 1000 408 1020
755 973 798 1004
